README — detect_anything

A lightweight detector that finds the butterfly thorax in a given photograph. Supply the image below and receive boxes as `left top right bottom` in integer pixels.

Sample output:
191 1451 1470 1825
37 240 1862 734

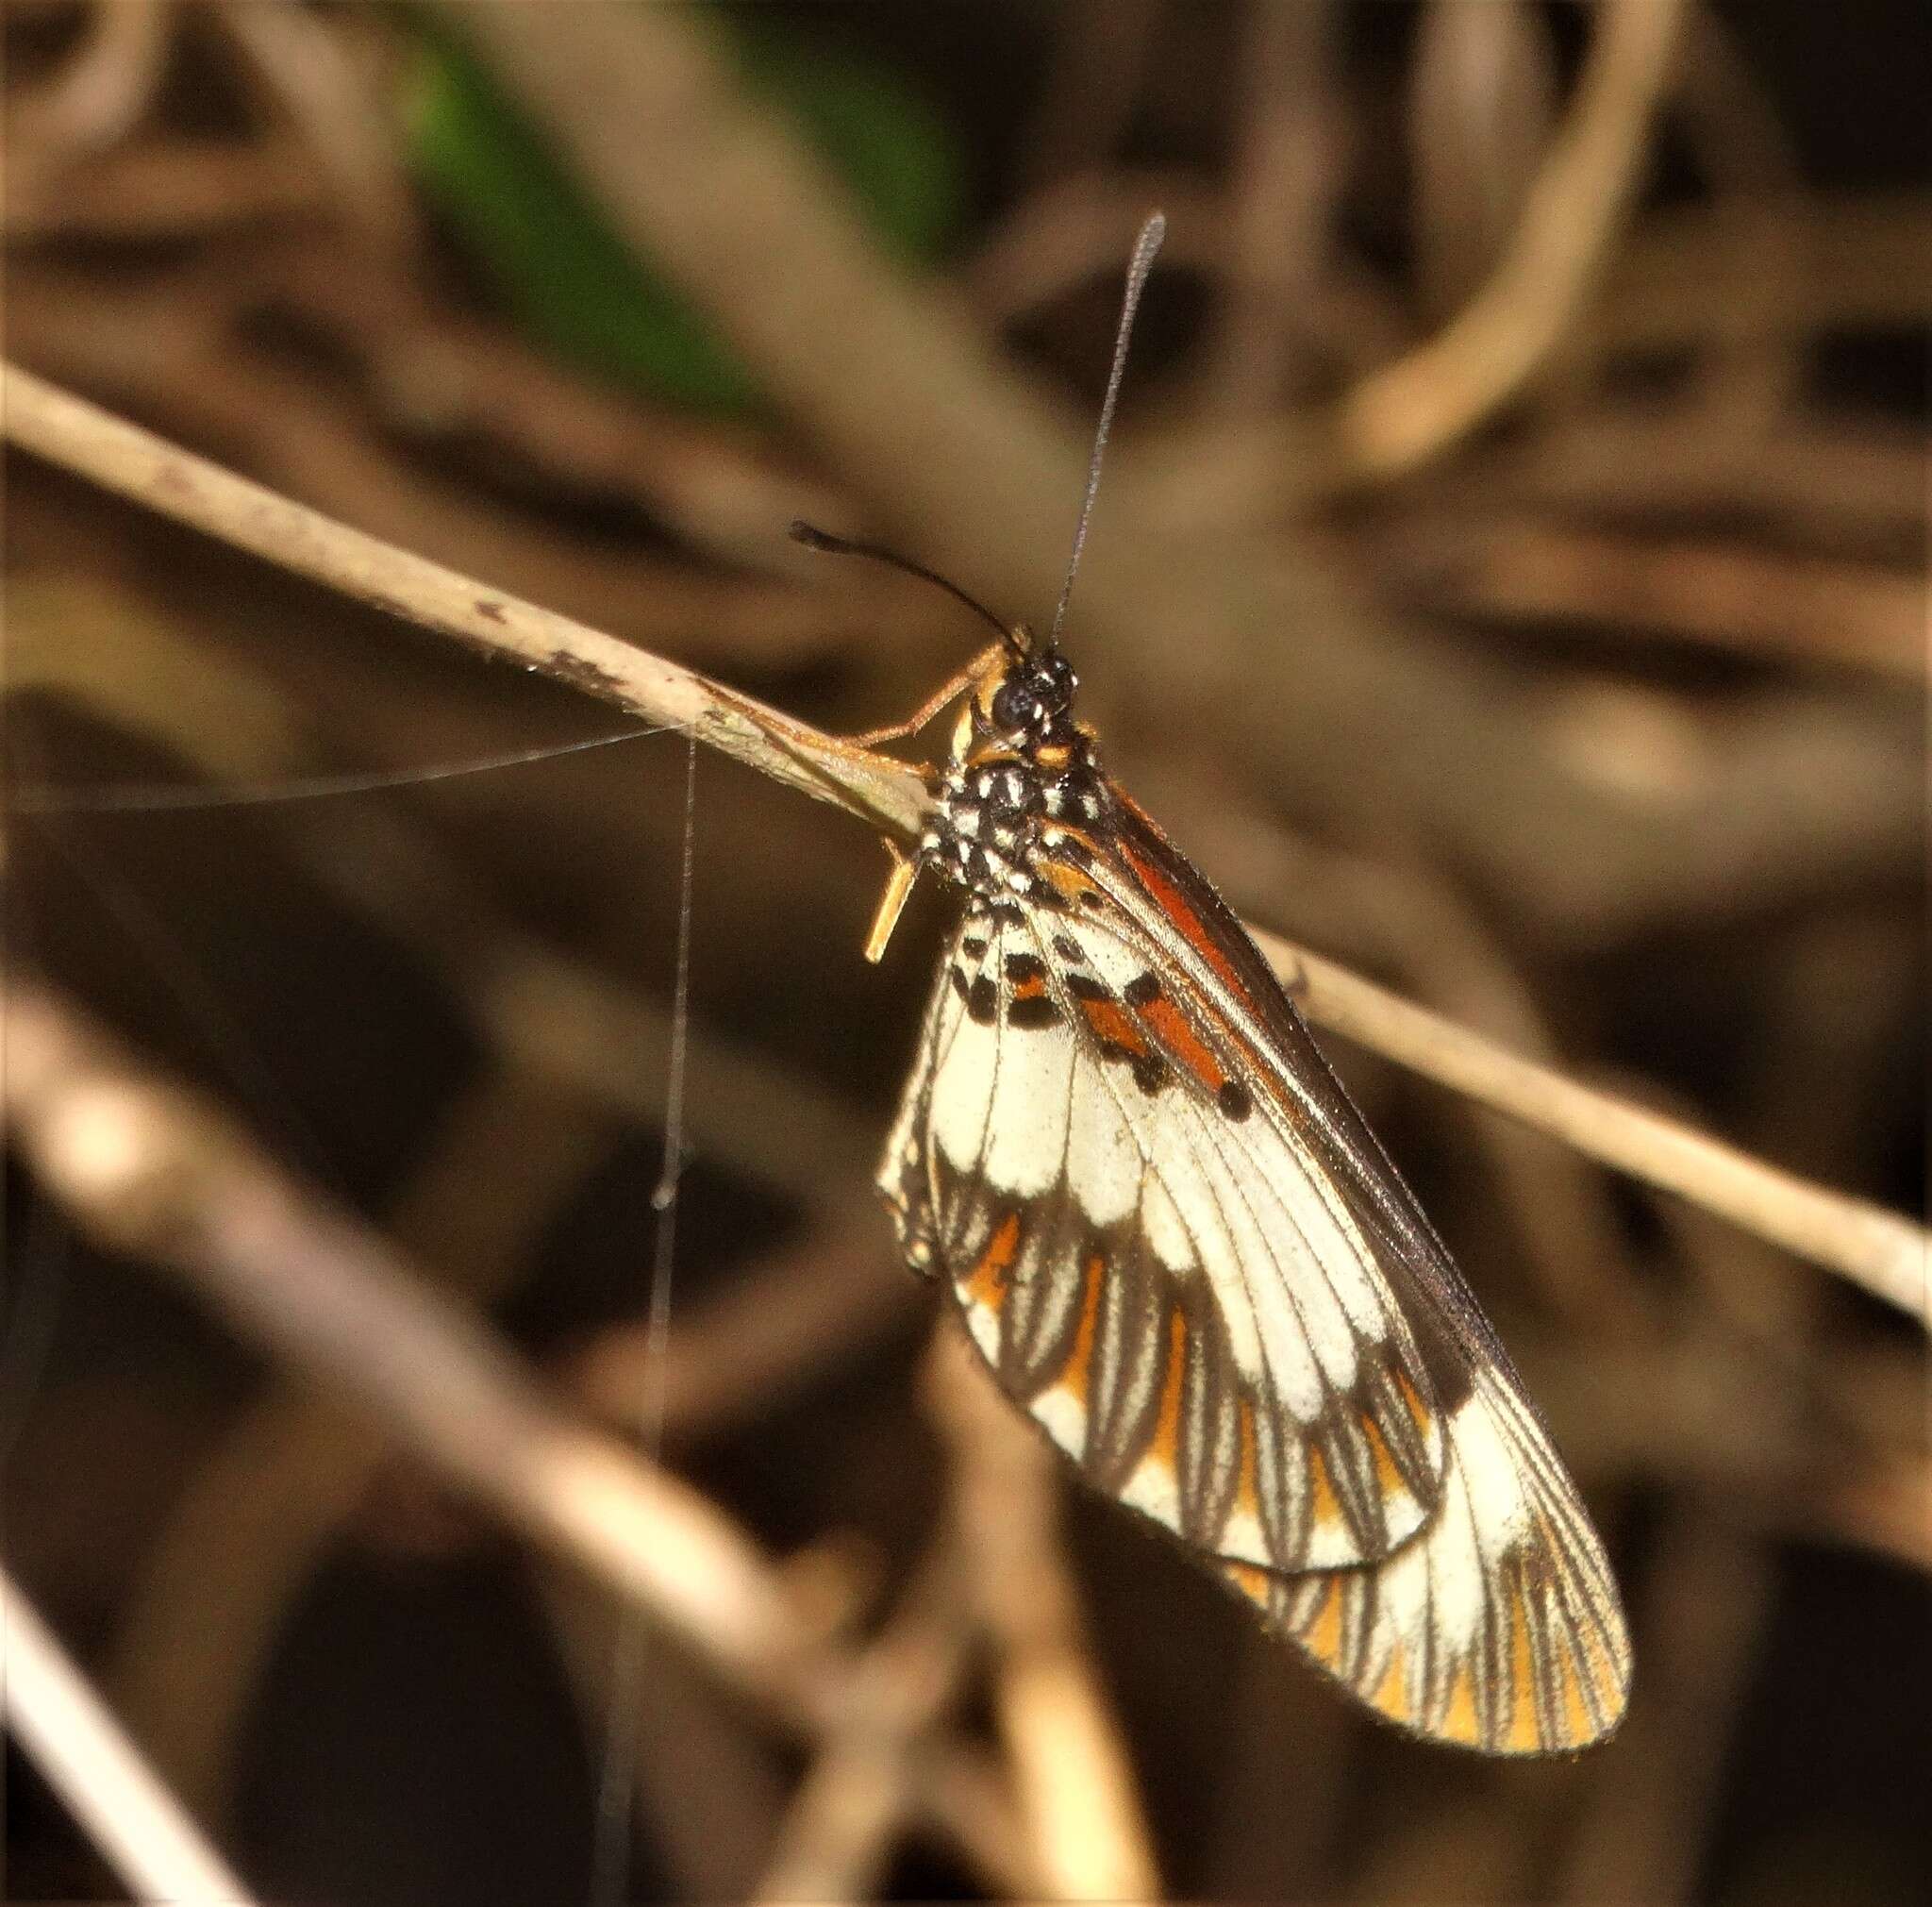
918 640 1108 908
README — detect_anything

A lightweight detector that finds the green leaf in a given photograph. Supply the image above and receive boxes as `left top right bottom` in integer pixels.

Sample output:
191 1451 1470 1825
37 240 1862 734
401 5 962 414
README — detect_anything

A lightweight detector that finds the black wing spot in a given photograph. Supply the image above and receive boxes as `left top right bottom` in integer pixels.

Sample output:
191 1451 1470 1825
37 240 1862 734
1008 995 1061 1029
1065 972 1110 1002
1218 1079 1254 1121
1131 1055 1170 1095
967 974 999 1024
1124 972 1161 1006
961 935 988 959
1078 889 1106 910
1052 934 1084 962
949 966 971 1003
1005 951 1047 984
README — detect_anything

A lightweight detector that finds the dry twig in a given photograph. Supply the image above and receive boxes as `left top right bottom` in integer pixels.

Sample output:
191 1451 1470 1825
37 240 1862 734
1336 0 1688 479
925 1330 1160 1902
422 0 1919 948
6 360 1922 1325
1 1560 256 1906
1 969 828 1722
1269 936 1929 1327
1 361 926 844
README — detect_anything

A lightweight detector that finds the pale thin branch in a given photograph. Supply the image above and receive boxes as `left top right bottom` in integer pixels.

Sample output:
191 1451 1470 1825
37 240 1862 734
1 1561 258 1906
6 360 1922 1325
428 0 1921 955
0 362 927 847
1267 935 1930 1328
1335 0 1687 479
0 969 832 1726
754 1552 973 1903
924 1330 1161 1902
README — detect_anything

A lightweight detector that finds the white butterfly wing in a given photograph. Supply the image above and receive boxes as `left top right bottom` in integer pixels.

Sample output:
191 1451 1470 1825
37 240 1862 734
878 802 1629 1752
1221 1362 1630 1752
881 904 1448 1575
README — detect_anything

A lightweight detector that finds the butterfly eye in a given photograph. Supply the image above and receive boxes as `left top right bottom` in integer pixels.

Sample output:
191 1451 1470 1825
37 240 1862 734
991 677 1037 732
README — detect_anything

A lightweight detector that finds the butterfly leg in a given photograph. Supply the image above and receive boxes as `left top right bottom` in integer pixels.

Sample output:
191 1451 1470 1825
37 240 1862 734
844 642 1004 747
863 845 923 963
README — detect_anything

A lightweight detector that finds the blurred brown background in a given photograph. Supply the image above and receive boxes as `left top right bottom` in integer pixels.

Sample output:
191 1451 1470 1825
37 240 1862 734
3 2 1926 1901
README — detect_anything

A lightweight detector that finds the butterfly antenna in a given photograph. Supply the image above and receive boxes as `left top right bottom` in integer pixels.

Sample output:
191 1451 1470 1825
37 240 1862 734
1049 209 1166 646
789 520 1010 641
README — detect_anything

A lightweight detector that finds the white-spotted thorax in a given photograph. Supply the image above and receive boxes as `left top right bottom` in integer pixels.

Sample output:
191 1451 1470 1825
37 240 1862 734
920 630 1111 913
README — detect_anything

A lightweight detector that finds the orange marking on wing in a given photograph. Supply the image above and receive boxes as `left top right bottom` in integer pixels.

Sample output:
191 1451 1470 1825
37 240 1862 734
1117 836 1254 1004
1557 1646 1593 1744
1361 1414 1407 1501
1395 1368 1433 1439
962 1213 1021 1313
1011 973 1048 1001
1224 1561 1271 1608
1307 1442 1342 1529
1372 1644 1411 1723
1234 1397 1260 1519
1441 1664 1482 1745
1305 1577 1344 1664
1139 995 1228 1094
1079 995 1153 1057
1061 1253 1107 1402
1147 1308 1188 1469
1586 1636 1627 1722
1506 1592 1541 1751
1041 858 1102 905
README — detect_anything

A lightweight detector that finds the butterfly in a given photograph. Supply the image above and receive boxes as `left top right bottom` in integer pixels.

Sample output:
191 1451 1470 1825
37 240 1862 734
796 214 1630 1754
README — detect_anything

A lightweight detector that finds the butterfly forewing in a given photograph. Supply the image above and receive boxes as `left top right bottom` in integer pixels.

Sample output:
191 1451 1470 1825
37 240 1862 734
1069 795 1628 1750
883 895 1453 1578
1220 1364 1631 1752
877 756 1630 1753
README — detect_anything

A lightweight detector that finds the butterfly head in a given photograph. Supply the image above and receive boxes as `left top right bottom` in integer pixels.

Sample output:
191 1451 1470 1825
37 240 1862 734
982 630 1079 747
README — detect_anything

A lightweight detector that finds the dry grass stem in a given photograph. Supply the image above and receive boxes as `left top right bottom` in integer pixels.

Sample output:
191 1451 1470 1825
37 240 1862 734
1335 0 1688 479
1266 934 1930 1328
753 1555 972 1902
6 360 1919 1323
1 1561 256 1906
0 968 831 1723
0 362 928 845
926 1330 1160 1902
